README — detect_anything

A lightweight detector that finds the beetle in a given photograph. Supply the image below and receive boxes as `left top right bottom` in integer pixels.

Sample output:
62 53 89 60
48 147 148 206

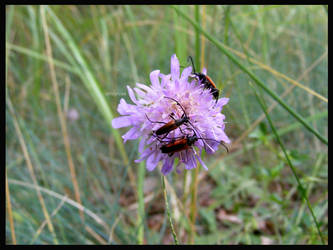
146 97 224 153
159 131 229 157
145 96 196 139
188 56 219 101
160 134 198 156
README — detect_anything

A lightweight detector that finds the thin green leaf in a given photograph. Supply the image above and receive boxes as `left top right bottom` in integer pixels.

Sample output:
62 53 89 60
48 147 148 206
171 6 328 146
252 85 325 245
6 43 79 75
136 162 145 244
45 7 130 169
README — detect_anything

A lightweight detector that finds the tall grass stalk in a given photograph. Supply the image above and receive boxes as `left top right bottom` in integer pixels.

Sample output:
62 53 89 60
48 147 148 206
116 11 146 242
226 45 328 103
194 6 200 70
27 6 42 100
30 195 68 244
182 170 190 240
44 6 137 192
6 43 79 74
124 6 150 72
173 5 188 63
189 166 199 244
137 162 145 244
41 6 84 221
200 6 206 70
6 96 58 244
233 50 328 147
8 178 111 234
6 170 16 244
162 176 179 245
188 5 201 244
207 109 327 175
295 154 325 226
174 8 328 104
172 6 328 145
5 7 16 244
6 5 15 82
252 85 325 245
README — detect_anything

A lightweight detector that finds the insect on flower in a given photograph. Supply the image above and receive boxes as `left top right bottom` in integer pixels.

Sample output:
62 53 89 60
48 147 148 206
159 129 229 157
188 56 219 101
111 54 230 175
145 96 197 139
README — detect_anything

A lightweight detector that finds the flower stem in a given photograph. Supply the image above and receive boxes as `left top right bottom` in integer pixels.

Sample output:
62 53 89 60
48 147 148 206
189 166 199 244
162 176 179 245
137 162 145 244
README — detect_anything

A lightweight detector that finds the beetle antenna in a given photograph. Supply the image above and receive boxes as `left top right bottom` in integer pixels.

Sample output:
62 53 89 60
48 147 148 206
164 96 187 117
186 121 214 152
196 137 229 152
145 113 167 124
188 56 196 74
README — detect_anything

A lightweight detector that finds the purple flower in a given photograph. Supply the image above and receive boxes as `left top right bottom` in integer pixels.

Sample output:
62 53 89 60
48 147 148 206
112 54 230 175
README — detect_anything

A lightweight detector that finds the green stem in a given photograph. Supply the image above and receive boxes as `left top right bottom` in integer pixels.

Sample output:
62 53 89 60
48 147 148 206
137 162 145 244
194 6 200 69
44 7 137 192
252 86 325 245
189 166 199 244
173 6 187 62
295 154 324 226
188 6 201 245
162 176 179 245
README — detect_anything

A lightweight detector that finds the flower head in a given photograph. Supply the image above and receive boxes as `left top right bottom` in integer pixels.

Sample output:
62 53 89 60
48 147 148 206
112 54 230 175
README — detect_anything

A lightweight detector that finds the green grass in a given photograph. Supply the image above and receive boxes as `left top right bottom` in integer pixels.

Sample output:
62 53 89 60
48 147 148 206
6 5 327 245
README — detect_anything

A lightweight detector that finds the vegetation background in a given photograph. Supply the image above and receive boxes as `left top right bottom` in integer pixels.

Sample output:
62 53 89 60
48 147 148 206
6 5 327 244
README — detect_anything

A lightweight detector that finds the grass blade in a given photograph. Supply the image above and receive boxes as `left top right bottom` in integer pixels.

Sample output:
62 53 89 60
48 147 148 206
136 161 145 244
173 5 188 63
226 45 328 103
44 6 137 190
8 178 110 233
6 170 17 244
6 96 58 244
252 85 325 245
41 6 84 221
6 5 15 82
6 43 79 74
162 176 179 245
172 6 328 145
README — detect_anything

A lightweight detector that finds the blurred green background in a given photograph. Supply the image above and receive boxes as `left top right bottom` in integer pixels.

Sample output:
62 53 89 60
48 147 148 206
6 5 327 244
